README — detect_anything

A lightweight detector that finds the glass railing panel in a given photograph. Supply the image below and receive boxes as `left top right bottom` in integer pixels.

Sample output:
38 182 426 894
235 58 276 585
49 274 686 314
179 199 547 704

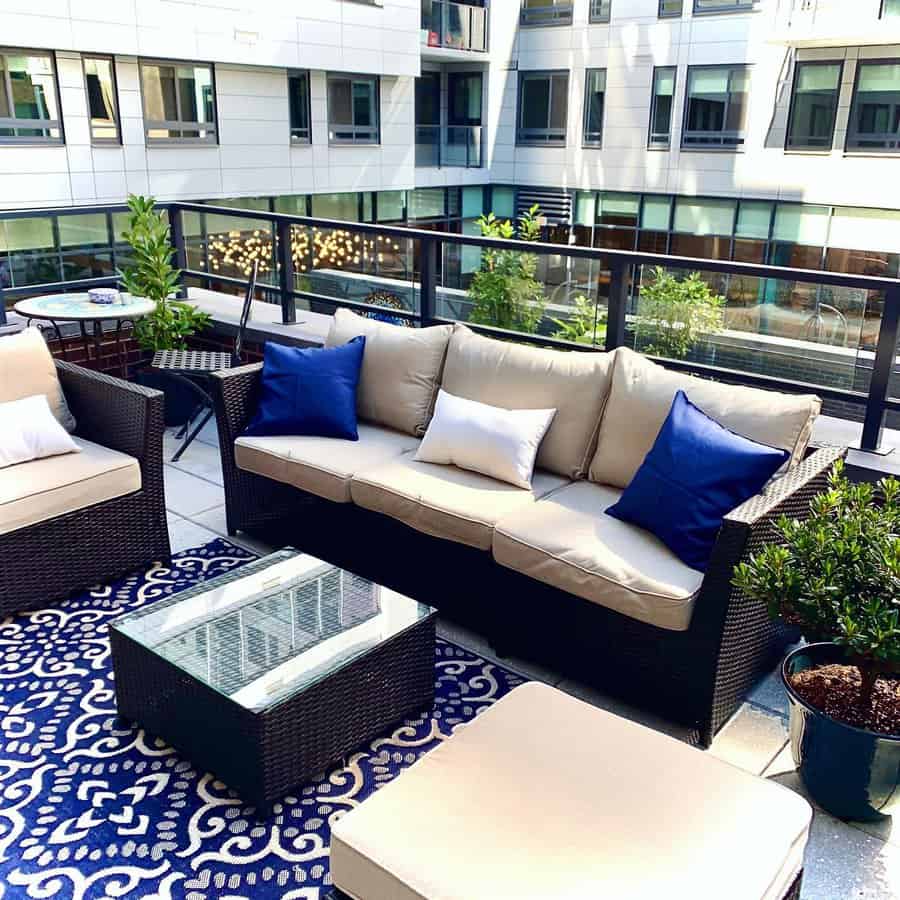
415 125 484 167
422 1 487 51
415 125 440 166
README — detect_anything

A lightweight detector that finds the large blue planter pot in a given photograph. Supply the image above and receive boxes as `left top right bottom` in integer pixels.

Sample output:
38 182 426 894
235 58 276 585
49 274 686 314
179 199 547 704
783 643 900 822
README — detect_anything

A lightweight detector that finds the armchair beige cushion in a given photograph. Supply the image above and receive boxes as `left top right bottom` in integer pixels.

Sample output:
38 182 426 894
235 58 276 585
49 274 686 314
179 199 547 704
440 325 615 479
0 437 140 535
493 480 703 631
325 308 453 436
0 327 75 432
350 456 569 550
235 424 420 504
590 348 821 489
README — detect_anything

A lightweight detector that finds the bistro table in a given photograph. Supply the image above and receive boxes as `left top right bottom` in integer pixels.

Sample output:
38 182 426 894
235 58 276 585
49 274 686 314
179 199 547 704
13 292 156 377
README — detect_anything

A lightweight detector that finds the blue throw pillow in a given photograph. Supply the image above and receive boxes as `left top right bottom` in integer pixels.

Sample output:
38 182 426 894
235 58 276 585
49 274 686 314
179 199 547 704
606 390 789 572
244 337 365 441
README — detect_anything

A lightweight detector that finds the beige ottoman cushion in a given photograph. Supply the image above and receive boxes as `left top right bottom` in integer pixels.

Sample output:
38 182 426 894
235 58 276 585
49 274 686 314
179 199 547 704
330 682 811 900
440 325 615 480
590 347 821 489
326 308 453 436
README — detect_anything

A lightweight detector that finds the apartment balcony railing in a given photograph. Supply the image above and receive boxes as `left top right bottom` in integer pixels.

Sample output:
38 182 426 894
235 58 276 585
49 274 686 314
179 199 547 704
521 1 573 26
415 125 484 167
1 200 899 453
771 0 900 46
421 1 487 52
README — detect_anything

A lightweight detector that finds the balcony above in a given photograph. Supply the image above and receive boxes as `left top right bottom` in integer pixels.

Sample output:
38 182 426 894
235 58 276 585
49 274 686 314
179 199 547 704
421 0 487 60
770 0 900 47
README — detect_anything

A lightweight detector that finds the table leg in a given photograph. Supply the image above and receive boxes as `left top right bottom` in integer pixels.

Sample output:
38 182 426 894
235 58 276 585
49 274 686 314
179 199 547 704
91 320 104 370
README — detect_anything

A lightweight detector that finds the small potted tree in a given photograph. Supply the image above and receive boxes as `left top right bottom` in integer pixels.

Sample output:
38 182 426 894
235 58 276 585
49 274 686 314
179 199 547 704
119 194 210 424
734 461 900 821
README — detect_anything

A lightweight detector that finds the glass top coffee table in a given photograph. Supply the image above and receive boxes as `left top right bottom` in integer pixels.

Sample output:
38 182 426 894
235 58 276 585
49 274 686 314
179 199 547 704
109 549 437 808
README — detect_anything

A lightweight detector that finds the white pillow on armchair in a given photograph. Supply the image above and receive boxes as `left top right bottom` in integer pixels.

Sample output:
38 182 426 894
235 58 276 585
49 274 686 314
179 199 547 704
0 394 80 469
415 389 556 489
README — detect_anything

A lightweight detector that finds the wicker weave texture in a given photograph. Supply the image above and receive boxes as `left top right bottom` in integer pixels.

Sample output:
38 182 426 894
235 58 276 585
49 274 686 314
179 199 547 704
0 362 170 615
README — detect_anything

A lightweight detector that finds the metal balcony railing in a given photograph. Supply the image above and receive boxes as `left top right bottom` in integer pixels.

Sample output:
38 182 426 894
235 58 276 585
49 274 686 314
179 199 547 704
415 125 484 167
520 1 573 26
1 200 899 453
421 1 487 52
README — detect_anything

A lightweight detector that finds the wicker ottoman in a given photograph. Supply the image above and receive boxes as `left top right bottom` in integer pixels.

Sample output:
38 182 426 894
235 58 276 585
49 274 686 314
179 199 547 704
329 682 811 900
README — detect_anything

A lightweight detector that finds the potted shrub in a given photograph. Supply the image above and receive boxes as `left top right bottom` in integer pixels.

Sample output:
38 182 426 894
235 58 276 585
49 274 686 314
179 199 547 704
733 461 900 821
119 194 211 425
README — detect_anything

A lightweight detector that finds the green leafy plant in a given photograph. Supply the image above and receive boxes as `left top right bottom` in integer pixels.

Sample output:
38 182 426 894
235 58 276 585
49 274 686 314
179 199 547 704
118 194 211 351
551 293 607 345
733 460 900 709
634 267 724 359
467 204 545 334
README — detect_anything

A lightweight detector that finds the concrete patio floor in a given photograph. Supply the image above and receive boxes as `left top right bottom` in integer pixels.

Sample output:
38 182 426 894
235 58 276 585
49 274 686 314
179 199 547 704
163 420 899 900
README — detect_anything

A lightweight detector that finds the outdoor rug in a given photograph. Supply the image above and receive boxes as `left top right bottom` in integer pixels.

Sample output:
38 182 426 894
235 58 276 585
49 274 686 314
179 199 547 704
0 539 525 899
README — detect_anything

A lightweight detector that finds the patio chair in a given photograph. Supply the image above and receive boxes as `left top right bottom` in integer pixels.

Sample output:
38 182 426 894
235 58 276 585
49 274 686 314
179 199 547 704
0 357 170 615
152 260 258 461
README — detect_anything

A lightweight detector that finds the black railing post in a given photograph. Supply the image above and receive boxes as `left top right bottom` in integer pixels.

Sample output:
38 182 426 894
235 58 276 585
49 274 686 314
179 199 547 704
420 235 438 327
168 204 188 300
605 258 629 351
277 219 297 325
861 283 900 452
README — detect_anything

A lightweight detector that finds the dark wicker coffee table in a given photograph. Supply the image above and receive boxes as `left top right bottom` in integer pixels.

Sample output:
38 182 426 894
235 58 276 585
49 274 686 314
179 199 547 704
109 549 437 808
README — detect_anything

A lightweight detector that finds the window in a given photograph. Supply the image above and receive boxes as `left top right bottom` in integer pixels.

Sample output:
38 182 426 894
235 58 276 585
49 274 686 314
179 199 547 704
847 61 900 152
140 60 216 143
589 0 610 23
883 0 900 16
288 71 310 143
583 69 606 145
328 74 379 144
0 49 62 144
693 0 754 11
682 65 749 149
520 0 573 26
83 55 119 143
517 71 568 145
786 62 841 151
659 0 683 15
649 67 676 148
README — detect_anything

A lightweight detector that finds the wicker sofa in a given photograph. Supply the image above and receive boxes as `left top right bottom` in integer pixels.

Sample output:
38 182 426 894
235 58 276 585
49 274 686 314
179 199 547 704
211 309 844 746
0 358 170 615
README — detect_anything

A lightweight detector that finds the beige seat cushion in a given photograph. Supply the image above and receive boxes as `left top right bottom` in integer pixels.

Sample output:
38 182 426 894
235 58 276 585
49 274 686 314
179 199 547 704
591 347 821 489
350 456 569 550
493 480 703 630
440 325 614 479
0 437 140 535
235 423 420 504
330 682 811 900
325 308 453 436
0 327 75 432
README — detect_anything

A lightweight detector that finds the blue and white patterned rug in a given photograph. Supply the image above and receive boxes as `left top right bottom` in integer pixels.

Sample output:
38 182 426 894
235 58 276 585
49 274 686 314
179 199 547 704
0 539 524 899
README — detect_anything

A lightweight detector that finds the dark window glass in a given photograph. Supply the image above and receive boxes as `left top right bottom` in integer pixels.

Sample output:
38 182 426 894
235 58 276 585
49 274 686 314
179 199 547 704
328 74 379 144
141 60 216 142
787 62 840 150
289 71 310 142
847 61 900 152
521 0 574 26
583 69 606 144
649 67 676 147
517 71 568 144
0 50 62 143
683 65 749 148
84 56 119 143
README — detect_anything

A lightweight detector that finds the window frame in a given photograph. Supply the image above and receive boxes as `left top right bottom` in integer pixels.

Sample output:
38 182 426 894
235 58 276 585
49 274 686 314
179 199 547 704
520 0 574 27
288 69 311 144
784 59 843 153
648 66 677 149
692 0 755 13
138 58 218 145
659 0 683 16
516 70 569 146
0 47 64 146
82 53 121 146
582 68 606 147
589 0 611 24
846 58 900 154
327 73 380 146
681 63 751 151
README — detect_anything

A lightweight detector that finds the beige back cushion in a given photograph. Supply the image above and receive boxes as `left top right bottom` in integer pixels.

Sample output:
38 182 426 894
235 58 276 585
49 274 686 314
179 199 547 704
325 308 453 436
0 327 75 432
590 347 822 488
440 325 615 479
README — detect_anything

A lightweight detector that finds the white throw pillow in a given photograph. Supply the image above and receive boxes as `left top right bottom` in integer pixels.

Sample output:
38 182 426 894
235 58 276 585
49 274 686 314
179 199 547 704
415 389 556 489
0 394 80 469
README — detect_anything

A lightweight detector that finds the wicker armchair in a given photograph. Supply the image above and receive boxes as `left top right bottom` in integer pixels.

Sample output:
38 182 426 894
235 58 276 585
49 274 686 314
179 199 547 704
211 362 844 746
0 361 170 615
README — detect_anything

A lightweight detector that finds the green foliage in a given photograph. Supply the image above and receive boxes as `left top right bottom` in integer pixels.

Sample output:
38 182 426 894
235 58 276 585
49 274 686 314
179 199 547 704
467 204 545 334
734 461 900 702
634 267 724 360
118 194 211 351
551 293 607 345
